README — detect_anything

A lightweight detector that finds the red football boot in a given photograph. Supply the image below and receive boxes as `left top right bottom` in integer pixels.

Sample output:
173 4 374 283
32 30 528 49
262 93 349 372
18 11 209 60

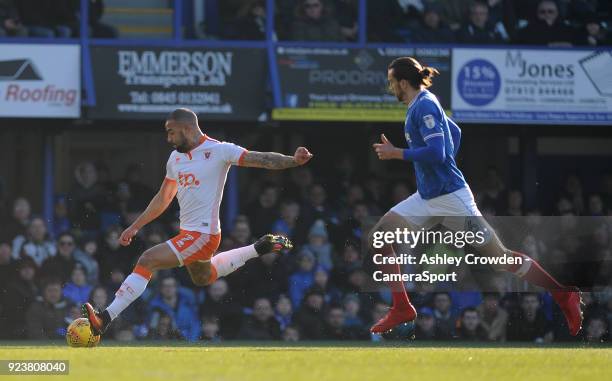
81 303 106 336
370 304 417 334
552 288 584 336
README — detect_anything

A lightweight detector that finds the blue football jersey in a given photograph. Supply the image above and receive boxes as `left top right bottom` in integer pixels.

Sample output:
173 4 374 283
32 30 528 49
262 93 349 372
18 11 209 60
404 90 467 199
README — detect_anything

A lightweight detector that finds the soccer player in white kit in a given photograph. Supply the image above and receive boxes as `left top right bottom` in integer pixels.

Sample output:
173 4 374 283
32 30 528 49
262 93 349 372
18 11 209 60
83 108 313 335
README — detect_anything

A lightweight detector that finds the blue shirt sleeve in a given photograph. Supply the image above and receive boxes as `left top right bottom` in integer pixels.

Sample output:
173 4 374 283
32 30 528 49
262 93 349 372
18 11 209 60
402 99 446 164
448 117 461 158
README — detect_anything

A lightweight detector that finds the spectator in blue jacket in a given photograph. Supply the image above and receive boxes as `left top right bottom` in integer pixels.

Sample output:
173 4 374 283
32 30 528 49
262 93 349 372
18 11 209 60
147 276 200 341
302 219 334 271
289 249 316 307
63 266 92 305
275 294 293 330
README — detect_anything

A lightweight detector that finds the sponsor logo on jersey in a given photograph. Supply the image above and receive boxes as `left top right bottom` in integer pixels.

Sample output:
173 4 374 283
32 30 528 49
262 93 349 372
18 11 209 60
178 172 201 187
205 151 211 159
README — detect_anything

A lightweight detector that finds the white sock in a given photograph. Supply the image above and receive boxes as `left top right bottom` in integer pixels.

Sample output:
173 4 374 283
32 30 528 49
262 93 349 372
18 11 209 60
211 244 258 277
106 272 150 320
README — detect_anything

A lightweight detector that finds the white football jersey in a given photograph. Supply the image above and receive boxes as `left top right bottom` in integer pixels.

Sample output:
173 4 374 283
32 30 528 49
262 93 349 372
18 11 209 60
165 135 247 234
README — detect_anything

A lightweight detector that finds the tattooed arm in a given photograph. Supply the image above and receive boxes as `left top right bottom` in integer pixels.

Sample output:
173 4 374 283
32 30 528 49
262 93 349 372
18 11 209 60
240 147 313 170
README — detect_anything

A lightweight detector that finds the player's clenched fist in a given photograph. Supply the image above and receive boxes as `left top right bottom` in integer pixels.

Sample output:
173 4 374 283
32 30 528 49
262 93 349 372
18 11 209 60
373 134 403 160
294 147 313 165
119 225 139 246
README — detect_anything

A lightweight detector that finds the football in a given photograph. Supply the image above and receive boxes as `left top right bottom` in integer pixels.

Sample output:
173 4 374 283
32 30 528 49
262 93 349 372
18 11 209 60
66 318 100 348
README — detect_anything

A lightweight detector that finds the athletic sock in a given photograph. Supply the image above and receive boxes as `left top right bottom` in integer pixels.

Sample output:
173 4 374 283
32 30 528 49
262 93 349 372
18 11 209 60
105 265 152 320
378 244 412 310
100 310 111 327
210 244 258 278
505 251 566 291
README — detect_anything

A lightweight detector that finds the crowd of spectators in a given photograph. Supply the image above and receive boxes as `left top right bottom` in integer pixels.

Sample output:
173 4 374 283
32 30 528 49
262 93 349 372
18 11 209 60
0 156 611 343
210 0 612 46
368 0 612 46
0 0 116 38
4 0 610 46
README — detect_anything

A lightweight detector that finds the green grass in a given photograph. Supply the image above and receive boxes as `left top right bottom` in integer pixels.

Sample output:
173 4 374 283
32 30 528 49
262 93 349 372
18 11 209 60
2 342 611 381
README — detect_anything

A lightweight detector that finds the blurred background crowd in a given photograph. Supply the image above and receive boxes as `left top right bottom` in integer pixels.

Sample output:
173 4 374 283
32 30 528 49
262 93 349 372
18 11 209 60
1 0 611 46
0 159 611 343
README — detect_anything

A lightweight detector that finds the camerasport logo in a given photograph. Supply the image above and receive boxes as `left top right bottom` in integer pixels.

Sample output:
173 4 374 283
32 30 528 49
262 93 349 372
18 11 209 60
0 59 78 107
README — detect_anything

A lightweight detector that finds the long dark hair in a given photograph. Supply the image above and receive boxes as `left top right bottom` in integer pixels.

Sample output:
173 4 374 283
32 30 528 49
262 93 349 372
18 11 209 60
388 57 440 89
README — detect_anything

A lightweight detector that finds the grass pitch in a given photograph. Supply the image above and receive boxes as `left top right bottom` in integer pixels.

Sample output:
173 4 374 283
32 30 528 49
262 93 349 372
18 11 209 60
2 342 611 381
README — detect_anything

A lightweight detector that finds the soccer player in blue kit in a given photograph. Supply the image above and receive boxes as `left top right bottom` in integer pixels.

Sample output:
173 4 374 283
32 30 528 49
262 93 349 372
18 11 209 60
369 57 583 336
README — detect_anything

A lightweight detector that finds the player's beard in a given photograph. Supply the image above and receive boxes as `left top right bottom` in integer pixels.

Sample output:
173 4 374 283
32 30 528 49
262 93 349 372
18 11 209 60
394 89 404 102
173 135 190 153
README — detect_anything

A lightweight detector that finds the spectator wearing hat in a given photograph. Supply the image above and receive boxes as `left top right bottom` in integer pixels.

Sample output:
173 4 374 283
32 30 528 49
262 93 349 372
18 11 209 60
303 220 334 271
